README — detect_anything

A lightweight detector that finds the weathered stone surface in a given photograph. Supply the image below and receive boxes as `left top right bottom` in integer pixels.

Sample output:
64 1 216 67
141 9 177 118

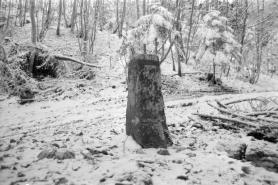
126 54 172 148
245 143 278 173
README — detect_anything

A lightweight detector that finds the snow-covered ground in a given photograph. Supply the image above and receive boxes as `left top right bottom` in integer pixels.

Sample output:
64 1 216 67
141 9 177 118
1 25 278 185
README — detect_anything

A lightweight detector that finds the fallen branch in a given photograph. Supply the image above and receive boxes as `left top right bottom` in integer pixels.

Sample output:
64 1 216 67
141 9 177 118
257 117 278 124
224 98 262 105
216 100 229 109
53 54 101 68
245 111 278 116
208 103 257 121
193 113 257 128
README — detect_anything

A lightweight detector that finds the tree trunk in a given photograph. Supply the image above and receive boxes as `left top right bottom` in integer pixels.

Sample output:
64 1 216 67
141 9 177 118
56 0 62 36
185 0 195 64
71 0 77 31
23 0 28 26
116 0 119 33
5 0 11 31
239 0 248 64
143 0 146 54
30 0 36 43
62 0 69 27
79 0 84 38
171 47 175 71
175 0 182 76
136 0 140 20
126 54 173 148
19 0 23 26
39 0 52 41
118 0 126 37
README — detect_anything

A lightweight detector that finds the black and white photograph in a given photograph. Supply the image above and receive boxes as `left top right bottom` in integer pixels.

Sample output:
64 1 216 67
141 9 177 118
0 0 278 184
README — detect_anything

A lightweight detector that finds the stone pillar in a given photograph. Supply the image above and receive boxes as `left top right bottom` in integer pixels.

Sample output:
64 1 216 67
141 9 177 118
126 54 172 148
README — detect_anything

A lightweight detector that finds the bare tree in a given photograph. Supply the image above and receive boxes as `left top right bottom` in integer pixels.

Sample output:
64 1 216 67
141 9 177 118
23 0 28 26
143 0 146 54
118 0 126 37
80 0 84 37
63 0 69 27
71 0 77 31
39 0 52 41
30 0 36 43
175 0 182 76
185 0 195 64
19 0 23 26
5 0 11 31
56 0 62 36
136 0 140 20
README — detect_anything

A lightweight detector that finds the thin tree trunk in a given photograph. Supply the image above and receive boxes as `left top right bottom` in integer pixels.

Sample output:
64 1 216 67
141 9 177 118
30 0 36 43
171 47 175 71
19 0 23 26
143 0 146 54
56 0 62 36
239 0 248 65
119 0 126 37
80 0 84 37
5 0 11 31
136 0 140 20
23 0 28 26
63 0 69 27
185 0 195 64
175 0 182 76
71 0 77 31
116 0 119 33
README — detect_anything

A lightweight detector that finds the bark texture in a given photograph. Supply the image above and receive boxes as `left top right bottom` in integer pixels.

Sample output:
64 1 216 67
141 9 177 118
126 54 172 148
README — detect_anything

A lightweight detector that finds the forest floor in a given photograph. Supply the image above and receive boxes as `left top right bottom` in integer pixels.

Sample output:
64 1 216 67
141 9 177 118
1 24 278 185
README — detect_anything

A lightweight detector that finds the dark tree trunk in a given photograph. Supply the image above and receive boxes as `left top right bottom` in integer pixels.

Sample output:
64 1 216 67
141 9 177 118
142 0 146 53
30 0 36 43
23 0 28 26
56 0 62 36
63 0 69 27
126 54 173 148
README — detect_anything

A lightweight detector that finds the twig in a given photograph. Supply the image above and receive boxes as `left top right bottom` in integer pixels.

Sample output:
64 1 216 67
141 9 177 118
224 98 263 105
245 111 278 116
80 151 94 161
216 100 229 109
193 113 257 128
208 103 257 121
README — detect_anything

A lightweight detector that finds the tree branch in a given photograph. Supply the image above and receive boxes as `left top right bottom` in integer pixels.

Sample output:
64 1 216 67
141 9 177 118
53 54 101 68
159 42 174 65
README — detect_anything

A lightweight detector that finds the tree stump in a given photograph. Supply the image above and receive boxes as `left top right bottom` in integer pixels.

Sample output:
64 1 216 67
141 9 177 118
126 54 173 148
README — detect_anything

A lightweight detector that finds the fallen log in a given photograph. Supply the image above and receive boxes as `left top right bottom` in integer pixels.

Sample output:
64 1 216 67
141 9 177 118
224 98 262 105
245 111 278 116
53 54 101 68
193 113 257 128
207 103 257 121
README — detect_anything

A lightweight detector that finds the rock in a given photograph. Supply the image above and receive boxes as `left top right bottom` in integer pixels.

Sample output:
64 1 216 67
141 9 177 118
177 175 188 181
112 85 116 89
157 149 170 155
52 143 60 148
241 166 251 174
245 143 278 173
54 177 68 185
216 141 247 160
10 139 16 143
18 172 25 177
77 132 83 136
38 148 75 160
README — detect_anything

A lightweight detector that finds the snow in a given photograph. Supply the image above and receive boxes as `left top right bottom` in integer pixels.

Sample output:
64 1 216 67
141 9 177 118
1 13 278 185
